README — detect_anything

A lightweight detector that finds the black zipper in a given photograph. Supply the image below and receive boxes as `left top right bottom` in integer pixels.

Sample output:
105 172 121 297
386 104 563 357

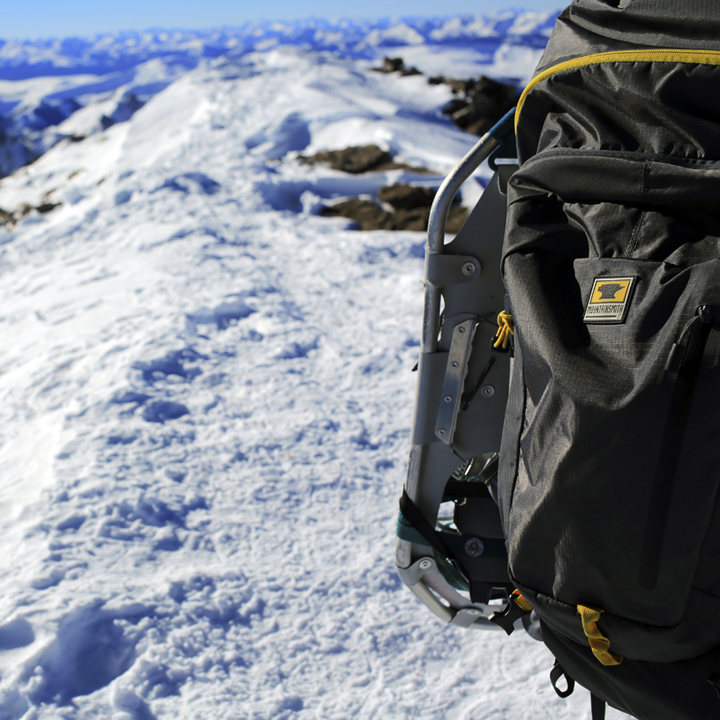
639 305 715 590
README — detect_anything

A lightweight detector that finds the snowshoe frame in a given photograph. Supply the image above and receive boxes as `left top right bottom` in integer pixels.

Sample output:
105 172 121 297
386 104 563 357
396 109 517 629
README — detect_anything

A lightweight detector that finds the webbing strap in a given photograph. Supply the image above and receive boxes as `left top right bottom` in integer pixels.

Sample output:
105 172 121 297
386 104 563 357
549 661 575 699
578 605 623 667
591 694 607 720
442 479 490 499
513 589 533 612
550 662 605 718
399 490 498 605
399 489 451 559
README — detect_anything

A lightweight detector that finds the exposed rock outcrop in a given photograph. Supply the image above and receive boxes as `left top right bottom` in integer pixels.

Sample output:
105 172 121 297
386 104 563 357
0 199 62 228
372 56 422 76
439 75 519 137
378 184 435 210
320 184 467 233
298 144 427 174
375 55 520 137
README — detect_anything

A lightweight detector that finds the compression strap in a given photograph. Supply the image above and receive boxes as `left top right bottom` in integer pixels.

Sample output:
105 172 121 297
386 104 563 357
578 605 623 667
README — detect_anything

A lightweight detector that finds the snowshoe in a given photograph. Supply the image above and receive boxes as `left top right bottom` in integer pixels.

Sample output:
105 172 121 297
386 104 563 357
395 109 518 629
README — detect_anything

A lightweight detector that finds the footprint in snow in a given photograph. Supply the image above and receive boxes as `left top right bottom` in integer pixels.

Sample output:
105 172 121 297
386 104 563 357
153 172 221 196
186 297 256 332
26 604 141 706
133 348 204 385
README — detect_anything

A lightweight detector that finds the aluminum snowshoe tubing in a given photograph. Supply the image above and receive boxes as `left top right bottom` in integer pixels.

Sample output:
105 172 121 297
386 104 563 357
396 109 517 629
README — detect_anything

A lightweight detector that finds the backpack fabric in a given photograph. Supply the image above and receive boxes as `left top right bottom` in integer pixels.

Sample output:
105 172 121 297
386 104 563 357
541 620 720 719
497 1 720 715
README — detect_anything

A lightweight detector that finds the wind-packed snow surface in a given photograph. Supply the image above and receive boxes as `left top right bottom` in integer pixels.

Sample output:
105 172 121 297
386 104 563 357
0 12 629 720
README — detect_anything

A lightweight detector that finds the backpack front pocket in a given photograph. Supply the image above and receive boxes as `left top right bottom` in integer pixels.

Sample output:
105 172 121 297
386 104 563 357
502 255 720 627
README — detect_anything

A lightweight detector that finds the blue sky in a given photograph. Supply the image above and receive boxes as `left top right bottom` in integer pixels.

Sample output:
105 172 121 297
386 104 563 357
0 0 563 39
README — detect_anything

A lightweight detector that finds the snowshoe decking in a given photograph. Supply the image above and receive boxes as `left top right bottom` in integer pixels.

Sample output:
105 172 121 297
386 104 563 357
395 110 518 629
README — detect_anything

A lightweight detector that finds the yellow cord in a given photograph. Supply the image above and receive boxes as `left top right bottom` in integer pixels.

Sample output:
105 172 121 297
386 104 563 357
494 311 514 350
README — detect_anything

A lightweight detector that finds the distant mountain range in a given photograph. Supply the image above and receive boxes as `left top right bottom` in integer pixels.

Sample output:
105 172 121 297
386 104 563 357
0 12 558 79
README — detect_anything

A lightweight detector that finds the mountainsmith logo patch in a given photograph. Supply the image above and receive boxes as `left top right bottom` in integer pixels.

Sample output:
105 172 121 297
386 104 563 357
583 277 636 324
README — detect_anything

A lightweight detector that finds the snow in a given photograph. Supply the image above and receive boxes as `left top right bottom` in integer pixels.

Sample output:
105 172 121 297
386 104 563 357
0 12 558 178
0 12 628 720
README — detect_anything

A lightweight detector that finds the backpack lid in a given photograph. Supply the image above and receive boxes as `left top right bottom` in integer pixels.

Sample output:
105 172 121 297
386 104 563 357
539 0 720 75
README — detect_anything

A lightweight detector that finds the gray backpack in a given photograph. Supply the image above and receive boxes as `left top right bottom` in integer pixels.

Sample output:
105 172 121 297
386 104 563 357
398 2 720 717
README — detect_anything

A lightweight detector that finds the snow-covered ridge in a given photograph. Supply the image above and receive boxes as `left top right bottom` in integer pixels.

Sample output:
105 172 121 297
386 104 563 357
0 11 558 79
0 11 558 180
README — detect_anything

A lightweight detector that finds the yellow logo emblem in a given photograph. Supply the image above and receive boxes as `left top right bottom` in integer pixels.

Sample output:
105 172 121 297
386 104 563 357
584 277 636 324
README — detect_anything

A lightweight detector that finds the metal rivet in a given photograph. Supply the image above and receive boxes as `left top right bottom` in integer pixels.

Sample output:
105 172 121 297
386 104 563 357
465 538 485 557
458 326 466 334
451 361 459 368
462 262 476 276
419 559 432 570
438 429 446 435
481 385 495 398
466 609 482 616
444 395 452 403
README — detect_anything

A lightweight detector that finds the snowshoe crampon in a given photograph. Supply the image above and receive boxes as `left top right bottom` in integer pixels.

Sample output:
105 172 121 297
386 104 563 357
395 109 518 629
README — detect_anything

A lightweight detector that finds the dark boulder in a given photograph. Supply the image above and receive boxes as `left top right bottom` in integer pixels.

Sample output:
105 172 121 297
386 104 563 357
320 186 467 233
387 207 431 232
371 55 519 138
441 75 519 137
378 184 435 211
299 144 428 174
36 202 61 214
440 97 469 116
320 198 391 230
373 56 422 76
